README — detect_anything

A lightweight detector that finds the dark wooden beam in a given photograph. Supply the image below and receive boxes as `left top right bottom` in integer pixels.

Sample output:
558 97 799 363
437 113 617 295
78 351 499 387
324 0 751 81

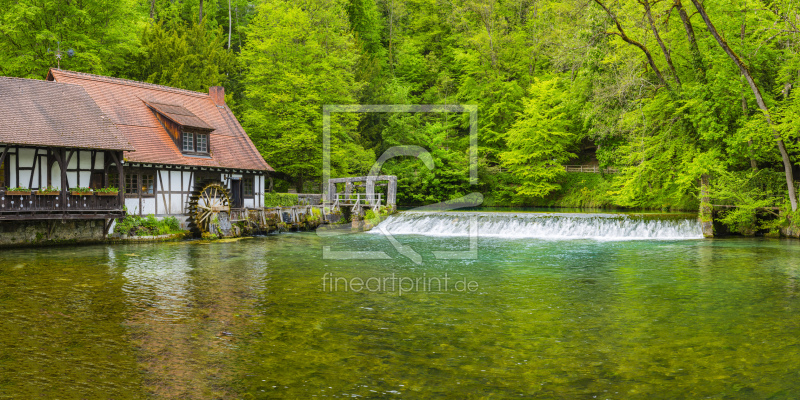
109 151 124 212
28 148 39 190
0 145 9 180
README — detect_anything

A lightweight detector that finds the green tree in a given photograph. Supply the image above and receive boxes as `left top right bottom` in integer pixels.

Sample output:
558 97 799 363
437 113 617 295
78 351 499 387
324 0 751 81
499 77 580 200
0 0 144 78
240 0 374 190
132 21 235 92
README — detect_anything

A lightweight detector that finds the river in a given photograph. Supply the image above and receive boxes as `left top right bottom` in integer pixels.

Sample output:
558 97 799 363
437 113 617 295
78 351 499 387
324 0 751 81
1 211 799 399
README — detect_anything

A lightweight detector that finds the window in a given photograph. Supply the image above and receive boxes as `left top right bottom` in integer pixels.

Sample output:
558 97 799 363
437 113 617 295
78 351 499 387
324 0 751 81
125 174 138 195
182 131 210 154
196 133 208 153
183 131 194 152
109 172 119 189
124 172 156 197
90 172 104 189
243 176 254 197
141 174 155 195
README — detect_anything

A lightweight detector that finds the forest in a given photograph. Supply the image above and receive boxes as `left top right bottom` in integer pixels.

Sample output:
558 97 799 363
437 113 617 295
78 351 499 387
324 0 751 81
3 0 800 227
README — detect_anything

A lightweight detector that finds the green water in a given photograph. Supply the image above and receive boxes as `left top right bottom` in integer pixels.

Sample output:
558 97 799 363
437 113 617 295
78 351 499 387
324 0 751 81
1 233 800 399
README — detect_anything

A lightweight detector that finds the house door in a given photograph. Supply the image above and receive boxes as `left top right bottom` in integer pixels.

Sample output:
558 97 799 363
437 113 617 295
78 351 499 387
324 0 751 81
231 179 243 208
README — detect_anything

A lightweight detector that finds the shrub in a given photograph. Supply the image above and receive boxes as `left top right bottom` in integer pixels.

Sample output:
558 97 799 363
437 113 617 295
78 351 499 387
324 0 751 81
264 192 299 207
114 214 185 236
163 216 181 232
307 207 322 222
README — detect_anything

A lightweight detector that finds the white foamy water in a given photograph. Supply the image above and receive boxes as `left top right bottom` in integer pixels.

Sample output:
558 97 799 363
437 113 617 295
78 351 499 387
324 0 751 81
371 212 704 240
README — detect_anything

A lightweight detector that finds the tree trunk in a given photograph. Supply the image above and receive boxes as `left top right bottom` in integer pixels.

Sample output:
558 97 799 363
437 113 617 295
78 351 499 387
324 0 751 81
228 0 232 49
236 5 241 49
741 22 757 171
594 0 669 89
742 95 758 170
700 174 714 238
389 0 394 72
674 0 705 82
475 1 497 69
690 0 797 211
199 0 204 24
642 0 680 88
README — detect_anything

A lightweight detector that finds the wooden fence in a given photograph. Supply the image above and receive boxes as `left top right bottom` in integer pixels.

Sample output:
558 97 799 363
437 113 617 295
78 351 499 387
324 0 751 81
563 165 618 174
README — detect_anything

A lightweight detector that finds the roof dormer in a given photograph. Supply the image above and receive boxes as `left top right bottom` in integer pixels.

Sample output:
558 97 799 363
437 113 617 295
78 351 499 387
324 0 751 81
144 100 214 156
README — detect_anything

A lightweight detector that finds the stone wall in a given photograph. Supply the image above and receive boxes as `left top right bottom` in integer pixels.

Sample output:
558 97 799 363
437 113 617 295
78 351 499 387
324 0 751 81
0 219 107 247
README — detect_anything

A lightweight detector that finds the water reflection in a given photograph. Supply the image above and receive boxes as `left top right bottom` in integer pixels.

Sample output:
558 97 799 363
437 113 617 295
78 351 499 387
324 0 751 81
118 245 194 322
1 236 800 399
0 246 144 398
117 241 269 399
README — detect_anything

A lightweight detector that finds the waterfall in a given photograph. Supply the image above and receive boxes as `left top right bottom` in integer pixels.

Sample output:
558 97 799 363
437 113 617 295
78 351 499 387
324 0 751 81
371 212 703 240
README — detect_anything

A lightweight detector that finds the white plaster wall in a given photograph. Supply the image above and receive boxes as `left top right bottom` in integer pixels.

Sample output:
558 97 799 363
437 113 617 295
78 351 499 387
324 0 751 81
18 170 31 190
94 152 105 170
17 149 35 165
169 171 185 214
66 171 78 189
182 171 194 213
12 150 36 188
67 152 77 169
51 162 61 189
79 151 92 169
78 171 92 187
148 169 195 216
257 175 265 208
183 171 194 191
141 197 156 215
124 198 140 215
170 171 183 191
37 156 47 188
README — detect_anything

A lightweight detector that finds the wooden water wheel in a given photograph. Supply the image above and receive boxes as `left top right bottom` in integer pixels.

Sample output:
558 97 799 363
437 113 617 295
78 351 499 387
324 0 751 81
187 181 231 234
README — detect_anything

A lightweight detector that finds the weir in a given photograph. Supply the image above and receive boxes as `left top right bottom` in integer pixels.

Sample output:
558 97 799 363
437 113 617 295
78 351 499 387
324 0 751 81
372 212 704 240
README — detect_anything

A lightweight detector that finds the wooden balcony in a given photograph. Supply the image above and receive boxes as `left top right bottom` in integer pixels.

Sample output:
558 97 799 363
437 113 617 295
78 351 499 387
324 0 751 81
0 191 124 220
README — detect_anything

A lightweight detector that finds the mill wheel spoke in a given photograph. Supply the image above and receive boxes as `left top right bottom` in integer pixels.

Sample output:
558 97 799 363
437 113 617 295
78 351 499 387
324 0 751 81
189 182 231 235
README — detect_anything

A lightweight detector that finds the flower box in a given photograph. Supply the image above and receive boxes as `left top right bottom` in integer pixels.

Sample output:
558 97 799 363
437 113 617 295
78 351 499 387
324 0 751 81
71 191 93 196
36 190 60 196
95 191 119 196
6 190 31 196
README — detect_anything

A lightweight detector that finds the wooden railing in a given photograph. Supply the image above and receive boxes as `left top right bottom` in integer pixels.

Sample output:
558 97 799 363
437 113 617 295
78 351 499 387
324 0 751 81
564 165 618 174
0 191 124 220
332 193 383 210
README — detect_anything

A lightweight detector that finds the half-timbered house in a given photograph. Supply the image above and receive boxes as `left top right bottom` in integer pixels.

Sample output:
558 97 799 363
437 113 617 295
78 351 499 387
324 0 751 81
47 69 273 227
0 76 132 228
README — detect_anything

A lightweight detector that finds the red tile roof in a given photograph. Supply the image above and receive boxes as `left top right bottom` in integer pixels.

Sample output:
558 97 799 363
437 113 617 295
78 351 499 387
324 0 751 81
48 69 273 172
0 76 133 151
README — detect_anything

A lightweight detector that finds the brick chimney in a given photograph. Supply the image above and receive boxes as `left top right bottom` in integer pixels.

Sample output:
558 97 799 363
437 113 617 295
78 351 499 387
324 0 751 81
209 86 225 107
